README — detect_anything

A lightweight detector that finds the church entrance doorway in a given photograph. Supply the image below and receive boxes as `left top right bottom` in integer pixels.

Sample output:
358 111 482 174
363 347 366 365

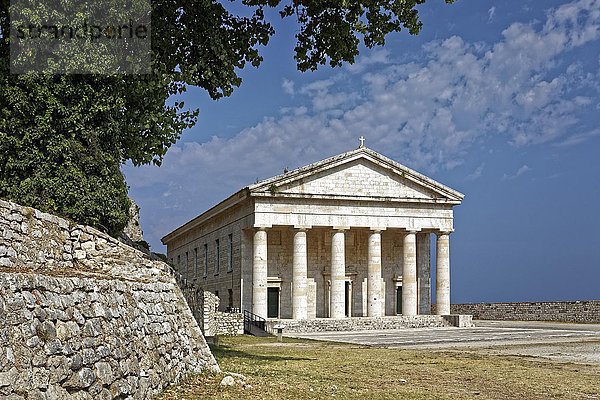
267 287 279 318
345 281 351 317
396 286 403 315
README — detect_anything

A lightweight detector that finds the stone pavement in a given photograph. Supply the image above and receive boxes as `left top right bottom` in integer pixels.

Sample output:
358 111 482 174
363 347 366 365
286 320 600 352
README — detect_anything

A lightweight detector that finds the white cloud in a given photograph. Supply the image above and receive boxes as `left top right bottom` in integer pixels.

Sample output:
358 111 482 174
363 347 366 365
554 128 600 146
298 77 361 112
517 165 532 176
502 165 532 180
488 6 496 23
125 0 600 250
466 163 485 180
346 49 391 74
281 78 295 95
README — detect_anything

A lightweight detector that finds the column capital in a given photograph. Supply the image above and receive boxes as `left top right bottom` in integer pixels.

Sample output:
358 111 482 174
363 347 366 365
404 229 420 234
369 227 386 233
254 225 271 231
436 230 453 237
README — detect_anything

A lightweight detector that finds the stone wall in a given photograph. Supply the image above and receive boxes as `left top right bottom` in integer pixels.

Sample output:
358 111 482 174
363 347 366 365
0 199 218 399
178 279 204 332
202 291 218 336
444 301 600 324
266 315 472 334
177 282 243 337
201 291 243 336
214 312 244 336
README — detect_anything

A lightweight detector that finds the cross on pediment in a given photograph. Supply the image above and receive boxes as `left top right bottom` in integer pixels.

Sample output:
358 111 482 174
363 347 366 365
359 136 365 148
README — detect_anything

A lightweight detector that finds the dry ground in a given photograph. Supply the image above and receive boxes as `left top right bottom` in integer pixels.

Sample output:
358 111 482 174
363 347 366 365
157 335 600 400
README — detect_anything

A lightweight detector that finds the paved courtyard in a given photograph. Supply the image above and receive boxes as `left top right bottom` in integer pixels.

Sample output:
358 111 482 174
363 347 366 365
286 320 600 363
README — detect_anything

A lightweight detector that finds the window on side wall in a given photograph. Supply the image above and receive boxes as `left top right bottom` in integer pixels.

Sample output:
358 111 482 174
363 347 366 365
203 244 208 278
194 247 198 276
185 251 189 276
215 239 220 274
227 233 233 272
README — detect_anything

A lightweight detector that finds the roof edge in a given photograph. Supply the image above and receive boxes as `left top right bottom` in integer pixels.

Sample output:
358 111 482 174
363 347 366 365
161 187 250 245
250 147 465 201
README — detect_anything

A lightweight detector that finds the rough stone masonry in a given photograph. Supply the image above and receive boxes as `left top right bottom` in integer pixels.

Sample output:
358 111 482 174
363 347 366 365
0 199 218 400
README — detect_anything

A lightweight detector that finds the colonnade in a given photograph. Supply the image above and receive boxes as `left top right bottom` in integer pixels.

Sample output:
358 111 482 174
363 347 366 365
251 227 452 319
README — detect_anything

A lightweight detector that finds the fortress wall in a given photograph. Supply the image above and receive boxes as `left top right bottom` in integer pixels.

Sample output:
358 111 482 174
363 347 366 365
433 301 600 324
0 199 218 400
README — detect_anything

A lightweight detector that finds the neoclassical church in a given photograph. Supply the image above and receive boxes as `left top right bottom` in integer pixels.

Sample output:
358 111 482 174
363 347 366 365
162 142 463 321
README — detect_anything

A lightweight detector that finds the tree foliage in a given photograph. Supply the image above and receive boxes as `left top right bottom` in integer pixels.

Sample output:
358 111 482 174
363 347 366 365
0 0 453 236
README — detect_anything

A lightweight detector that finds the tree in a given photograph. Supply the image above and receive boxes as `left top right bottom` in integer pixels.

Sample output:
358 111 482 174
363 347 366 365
0 0 453 236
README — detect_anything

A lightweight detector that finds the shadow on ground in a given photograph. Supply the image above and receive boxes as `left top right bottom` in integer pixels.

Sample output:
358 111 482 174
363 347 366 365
209 344 317 363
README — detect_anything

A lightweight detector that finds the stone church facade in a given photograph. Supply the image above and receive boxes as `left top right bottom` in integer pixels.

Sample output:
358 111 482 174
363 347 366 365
162 145 464 320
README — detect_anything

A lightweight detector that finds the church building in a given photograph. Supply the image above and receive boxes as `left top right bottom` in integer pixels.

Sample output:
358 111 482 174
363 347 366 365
162 142 464 320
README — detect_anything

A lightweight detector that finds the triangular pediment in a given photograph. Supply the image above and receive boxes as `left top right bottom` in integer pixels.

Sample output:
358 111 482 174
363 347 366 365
279 159 437 199
249 147 464 203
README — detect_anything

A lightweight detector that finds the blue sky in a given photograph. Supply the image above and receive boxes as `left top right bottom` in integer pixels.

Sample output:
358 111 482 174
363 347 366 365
124 0 600 303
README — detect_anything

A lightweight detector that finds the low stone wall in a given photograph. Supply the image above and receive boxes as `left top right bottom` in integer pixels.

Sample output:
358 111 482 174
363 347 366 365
201 292 243 336
0 199 218 399
266 315 473 334
177 284 243 337
214 312 244 336
446 301 600 324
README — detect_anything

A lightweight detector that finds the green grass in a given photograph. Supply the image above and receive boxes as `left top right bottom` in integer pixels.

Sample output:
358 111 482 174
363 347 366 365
157 335 600 399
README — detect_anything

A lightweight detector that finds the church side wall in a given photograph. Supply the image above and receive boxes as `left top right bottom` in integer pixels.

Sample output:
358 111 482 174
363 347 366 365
0 199 218 400
166 201 254 313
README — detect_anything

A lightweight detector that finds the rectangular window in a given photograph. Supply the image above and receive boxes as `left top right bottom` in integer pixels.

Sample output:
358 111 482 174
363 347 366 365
215 239 220 274
194 248 198 276
185 251 189 276
203 244 208 278
177 255 180 271
227 233 233 272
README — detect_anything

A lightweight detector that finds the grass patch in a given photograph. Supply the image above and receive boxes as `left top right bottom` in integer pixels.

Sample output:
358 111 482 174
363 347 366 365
158 335 600 399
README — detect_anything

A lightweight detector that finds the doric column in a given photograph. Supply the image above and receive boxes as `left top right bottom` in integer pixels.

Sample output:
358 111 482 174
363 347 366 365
436 232 451 315
417 232 431 315
252 228 268 318
402 231 418 316
292 229 308 320
367 230 383 317
330 230 346 319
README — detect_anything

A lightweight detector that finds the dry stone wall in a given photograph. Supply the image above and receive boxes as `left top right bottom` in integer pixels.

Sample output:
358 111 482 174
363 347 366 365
447 301 600 323
0 199 218 399
214 312 244 336
172 279 243 337
199 290 242 337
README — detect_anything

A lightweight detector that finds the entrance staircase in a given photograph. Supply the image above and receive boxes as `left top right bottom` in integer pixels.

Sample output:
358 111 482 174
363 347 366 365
243 310 271 337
